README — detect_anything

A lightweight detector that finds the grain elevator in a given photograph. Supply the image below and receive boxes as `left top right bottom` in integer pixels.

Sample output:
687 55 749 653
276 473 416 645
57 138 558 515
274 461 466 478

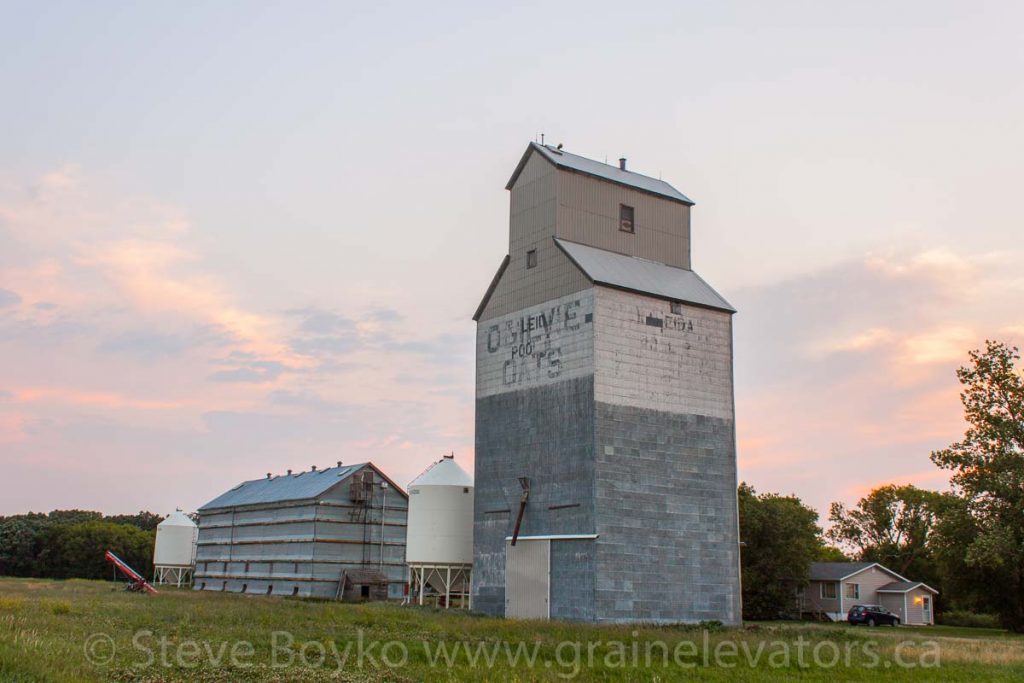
472 142 741 623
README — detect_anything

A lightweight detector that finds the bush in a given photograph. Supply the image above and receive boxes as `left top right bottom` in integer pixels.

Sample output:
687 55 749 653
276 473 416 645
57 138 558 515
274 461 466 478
45 599 71 615
938 610 1001 629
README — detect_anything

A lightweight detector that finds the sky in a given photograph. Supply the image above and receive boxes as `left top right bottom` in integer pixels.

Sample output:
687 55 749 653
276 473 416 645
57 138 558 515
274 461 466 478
1 1 1022 523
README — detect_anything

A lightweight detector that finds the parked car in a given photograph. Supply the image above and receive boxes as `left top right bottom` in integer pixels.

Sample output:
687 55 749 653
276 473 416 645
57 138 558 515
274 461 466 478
848 604 900 626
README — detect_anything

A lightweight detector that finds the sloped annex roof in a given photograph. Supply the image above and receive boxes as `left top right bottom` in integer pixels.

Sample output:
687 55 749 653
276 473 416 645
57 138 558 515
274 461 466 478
506 142 694 206
555 239 735 313
199 462 407 511
877 581 939 594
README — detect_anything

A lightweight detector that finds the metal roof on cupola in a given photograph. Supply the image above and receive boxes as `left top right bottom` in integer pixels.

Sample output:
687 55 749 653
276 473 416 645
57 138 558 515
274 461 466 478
506 142 695 205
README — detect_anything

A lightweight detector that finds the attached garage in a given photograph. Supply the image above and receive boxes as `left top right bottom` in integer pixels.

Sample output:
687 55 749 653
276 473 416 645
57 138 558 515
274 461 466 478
877 581 939 625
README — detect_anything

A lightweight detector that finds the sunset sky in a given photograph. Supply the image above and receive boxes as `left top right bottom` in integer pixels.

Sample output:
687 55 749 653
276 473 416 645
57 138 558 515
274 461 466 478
1 1 1022 523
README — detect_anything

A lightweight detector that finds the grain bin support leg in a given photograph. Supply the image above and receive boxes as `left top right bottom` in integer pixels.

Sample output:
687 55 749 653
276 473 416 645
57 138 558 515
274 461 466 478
445 567 451 609
418 567 425 606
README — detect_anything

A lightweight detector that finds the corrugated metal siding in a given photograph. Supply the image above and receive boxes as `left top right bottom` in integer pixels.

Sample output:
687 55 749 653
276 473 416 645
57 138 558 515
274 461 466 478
480 153 590 321
194 465 409 598
557 169 690 269
199 464 362 510
505 539 550 619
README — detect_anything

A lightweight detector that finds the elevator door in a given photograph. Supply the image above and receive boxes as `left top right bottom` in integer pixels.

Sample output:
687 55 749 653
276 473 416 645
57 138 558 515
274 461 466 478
505 539 550 619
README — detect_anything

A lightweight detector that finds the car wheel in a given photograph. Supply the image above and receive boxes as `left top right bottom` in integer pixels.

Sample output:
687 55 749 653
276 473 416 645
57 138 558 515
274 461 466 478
893 619 900 627
867 618 876 627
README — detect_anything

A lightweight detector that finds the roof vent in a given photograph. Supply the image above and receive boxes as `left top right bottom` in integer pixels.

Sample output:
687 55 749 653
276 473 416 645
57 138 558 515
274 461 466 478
311 465 317 472
337 460 343 468
266 473 271 479
619 158 627 171
287 469 292 476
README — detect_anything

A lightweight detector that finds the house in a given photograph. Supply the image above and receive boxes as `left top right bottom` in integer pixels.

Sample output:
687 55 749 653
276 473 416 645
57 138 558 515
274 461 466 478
194 462 408 599
797 561 938 625
472 142 741 623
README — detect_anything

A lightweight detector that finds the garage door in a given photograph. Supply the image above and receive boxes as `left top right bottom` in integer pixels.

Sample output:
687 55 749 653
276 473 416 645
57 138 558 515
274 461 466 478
505 539 549 619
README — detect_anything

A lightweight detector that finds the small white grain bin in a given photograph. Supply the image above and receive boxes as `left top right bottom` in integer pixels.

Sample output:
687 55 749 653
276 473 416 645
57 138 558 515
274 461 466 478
406 455 473 607
153 510 198 587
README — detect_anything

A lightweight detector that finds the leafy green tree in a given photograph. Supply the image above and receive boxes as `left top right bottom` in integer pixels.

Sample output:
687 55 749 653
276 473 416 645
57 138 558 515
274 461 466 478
931 340 1024 631
816 545 849 562
105 511 164 531
826 484 943 581
738 483 824 620
0 509 164 579
40 521 155 580
930 494 1002 614
0 513 50 576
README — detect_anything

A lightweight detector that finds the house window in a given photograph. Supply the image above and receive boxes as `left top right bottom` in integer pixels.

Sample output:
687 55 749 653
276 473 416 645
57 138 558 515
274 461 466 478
845 583 860 599
619 204 635 233
821 582 837 599
526 249 537 269
670 302 682 315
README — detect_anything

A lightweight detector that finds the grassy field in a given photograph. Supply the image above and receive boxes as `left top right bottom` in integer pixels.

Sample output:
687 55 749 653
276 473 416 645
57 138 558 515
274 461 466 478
1 578 1022 682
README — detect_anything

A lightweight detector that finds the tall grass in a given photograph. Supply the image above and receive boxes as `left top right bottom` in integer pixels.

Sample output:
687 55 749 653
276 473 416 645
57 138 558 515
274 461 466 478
0 578 1021 682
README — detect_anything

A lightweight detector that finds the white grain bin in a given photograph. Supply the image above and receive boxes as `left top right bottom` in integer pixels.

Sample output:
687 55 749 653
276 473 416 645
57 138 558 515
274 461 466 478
153 510 198 586
406 455 473 607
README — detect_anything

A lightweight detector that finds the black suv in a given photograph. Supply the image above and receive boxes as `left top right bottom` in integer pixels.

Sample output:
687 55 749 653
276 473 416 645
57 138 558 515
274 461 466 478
848 604 900 626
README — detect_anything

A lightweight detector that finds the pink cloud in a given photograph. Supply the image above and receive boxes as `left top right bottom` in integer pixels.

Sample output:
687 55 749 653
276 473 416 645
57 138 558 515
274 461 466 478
734 246 1023 516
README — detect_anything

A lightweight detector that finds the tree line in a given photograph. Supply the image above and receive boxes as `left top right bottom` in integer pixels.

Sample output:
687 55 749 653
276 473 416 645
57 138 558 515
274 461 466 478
0 510 161 580
740 340 1024 632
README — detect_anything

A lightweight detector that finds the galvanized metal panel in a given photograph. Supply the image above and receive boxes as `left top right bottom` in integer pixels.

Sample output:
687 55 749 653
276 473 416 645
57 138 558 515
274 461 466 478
480 153 590 321
508 143 693 205
555 239 734 312
557 168 691 269
505 539 550 619
198 464 362 511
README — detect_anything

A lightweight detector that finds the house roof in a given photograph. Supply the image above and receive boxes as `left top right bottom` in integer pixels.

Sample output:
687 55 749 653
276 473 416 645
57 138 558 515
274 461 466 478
877 581 939 594
198 462 407 512
506 142 695 206
555 238 735 312
809 562 881 581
